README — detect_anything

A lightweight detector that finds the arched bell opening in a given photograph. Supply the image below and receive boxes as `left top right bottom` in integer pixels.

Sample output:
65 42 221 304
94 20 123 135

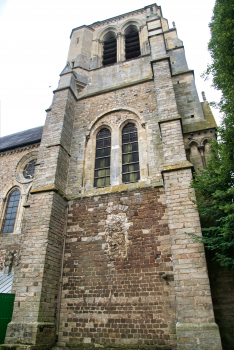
124 25 141 60
102 31 117 66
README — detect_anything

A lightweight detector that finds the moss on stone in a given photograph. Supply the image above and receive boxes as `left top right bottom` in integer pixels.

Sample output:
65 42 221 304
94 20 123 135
182 102 217 134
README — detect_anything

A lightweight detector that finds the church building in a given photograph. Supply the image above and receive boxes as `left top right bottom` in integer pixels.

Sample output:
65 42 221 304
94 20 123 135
0 4 233 350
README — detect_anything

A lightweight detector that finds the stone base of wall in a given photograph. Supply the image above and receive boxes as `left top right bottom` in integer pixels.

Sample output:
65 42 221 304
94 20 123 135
3 322 56 349
0 344 53 350
52 345 173 350
206 250 234 350
176 323 222 350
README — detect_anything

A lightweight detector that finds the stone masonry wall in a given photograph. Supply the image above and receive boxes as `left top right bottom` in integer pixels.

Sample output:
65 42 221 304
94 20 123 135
58 186 177 349
206 251 234 350
0 144 40 273
5 86 76 346
5 191 67 346
67 80 164 195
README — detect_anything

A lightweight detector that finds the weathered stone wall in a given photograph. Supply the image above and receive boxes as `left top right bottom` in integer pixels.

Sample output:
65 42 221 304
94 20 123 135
172 73 204 123
4 191 67 347
0 4 227 350
0 144 40 273
5 87 76 346
67 81 164 196
206 251 234 350
58 185 177 349
183 128 216 173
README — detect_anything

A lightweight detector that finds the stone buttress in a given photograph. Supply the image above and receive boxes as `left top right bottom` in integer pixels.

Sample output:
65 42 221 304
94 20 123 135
4 78 77 348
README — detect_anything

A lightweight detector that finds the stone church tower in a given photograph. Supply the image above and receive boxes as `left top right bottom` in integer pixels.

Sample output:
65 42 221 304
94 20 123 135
1 3 224 350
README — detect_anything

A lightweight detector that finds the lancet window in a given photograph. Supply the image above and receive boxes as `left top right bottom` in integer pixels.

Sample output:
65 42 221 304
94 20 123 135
2 189 20 233
122 123 140 183
102 32 117 66
94 128 111 187
125 25 141 60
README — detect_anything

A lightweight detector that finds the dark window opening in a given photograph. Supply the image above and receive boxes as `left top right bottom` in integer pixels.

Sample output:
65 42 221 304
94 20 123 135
102 32 117 66
122 123 140 183
94 128 111 187
2 189 20 233
125 25 141 60
23 159 37 179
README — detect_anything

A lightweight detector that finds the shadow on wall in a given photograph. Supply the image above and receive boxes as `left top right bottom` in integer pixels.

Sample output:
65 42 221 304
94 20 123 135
206 249 234 350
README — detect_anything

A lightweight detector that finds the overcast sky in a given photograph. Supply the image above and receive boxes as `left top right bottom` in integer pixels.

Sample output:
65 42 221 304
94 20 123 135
0 0 221 137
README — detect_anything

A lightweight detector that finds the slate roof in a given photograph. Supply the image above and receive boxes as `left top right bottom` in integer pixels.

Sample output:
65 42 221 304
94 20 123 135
0 126 43 152
0 273 14 293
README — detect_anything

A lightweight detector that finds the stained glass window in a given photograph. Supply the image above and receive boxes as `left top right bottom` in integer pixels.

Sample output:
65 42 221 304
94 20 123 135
2 190 20 233
94 128 111 187
23 159 37 179
122 123 140 183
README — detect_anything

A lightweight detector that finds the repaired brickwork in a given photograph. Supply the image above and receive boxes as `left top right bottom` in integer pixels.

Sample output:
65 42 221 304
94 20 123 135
58 186 177 349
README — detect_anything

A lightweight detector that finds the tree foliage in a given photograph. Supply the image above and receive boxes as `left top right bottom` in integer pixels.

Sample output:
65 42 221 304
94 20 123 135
189 0 234 269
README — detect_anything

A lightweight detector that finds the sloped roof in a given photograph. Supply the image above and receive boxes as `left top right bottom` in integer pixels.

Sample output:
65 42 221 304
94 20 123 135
0 126 43 152
0 273 14 293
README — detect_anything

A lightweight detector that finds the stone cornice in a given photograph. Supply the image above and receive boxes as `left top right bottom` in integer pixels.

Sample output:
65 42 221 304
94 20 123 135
46 143 71 157
0 143 40 157
172 69 194 77
70 4 160 37
162 160 193 173
30 181 164 201
53 86 78 101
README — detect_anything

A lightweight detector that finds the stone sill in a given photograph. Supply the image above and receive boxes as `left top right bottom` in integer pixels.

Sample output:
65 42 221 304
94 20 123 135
69 181 163 200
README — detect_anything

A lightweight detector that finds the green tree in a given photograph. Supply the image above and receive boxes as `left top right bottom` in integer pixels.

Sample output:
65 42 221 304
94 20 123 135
189 0 234 269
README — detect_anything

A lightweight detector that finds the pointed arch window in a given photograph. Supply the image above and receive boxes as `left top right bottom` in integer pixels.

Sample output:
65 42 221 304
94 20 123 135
2 189 20 233
125 25 141 60
94 128 111 187
122 123 140 183
102 32 117 66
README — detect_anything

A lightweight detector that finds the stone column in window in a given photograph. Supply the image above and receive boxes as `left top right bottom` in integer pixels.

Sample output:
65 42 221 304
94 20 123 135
91 39 103 68
139 25 150 55
198 145 206 167
110 129 120 186
117 32 125 62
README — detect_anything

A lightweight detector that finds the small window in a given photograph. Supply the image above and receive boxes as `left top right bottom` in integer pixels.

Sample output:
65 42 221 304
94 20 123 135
122 123 140 183
102 32 117 66
94 128 111 187
2 190 20 233
125 25 141 60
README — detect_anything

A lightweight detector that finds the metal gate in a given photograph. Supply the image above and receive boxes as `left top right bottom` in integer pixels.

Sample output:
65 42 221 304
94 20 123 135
0 293 15 343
